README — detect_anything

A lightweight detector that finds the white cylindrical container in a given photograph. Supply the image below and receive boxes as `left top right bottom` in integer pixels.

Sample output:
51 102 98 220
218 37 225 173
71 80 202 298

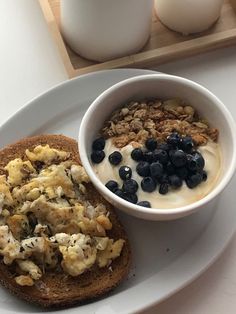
60 0 154 62
155 0 224 35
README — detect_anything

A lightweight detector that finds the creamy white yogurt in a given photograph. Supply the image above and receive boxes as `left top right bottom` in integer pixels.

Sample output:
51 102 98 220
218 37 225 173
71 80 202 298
94 139 222 209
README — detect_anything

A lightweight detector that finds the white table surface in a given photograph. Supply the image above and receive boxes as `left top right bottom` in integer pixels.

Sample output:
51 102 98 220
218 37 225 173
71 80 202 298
1 1 236 313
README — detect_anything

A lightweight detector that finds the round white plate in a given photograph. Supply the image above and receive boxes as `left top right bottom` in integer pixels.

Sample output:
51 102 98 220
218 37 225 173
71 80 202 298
0 69 235 314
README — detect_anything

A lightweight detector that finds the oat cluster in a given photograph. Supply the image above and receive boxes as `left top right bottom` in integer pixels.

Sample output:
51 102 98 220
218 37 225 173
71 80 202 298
101 99 218 148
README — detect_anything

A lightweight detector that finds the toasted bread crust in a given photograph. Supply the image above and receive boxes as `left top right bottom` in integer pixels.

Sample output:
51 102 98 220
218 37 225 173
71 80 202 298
0 134 131 308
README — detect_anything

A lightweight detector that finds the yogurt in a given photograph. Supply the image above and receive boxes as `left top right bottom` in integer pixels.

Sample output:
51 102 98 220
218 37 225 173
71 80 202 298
93 139 222 209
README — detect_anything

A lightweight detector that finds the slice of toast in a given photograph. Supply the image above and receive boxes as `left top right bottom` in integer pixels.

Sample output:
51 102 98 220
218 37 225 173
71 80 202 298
0 134 131 308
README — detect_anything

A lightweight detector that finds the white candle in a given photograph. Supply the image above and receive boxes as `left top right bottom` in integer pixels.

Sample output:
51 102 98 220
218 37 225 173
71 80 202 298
155 0 224 35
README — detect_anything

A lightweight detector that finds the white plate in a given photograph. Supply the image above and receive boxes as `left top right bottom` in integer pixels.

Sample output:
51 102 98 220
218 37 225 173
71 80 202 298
0 69 235 314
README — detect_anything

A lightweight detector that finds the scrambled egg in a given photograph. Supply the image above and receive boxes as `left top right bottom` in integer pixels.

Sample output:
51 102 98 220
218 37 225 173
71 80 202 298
25 144 69 164
0 176 13 207
4 159 35 186
0 144 125 286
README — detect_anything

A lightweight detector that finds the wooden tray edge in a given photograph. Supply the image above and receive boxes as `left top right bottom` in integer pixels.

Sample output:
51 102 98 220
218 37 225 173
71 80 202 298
39 0 75 78
74 28 236 76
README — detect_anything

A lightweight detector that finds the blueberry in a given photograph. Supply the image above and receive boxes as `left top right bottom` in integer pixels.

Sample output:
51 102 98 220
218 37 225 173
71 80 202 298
144 151 154 163
181 136 194 153
92 137 105 150
192 152 205 170
136 161 150 177
150 162 163 178
108 151 122 165
186 154 197 171
186 173 202 189
119 166 132 180
122 179 138 194
165 162 175 175
141 177 157 192
158 173 169 184
153 149 169 164
187 152 205 172
91 150 105 163
131 148 144 161
157 143 170 151
169 175 182 188
159 183 169 195
168 149 176 159
167 132 181 147
145 138 157 151
170 150 187 168
105 180 118 192
202 170 208 181
175 167 188 179
123 193 138 204
114 189 124 198
137 201 151 208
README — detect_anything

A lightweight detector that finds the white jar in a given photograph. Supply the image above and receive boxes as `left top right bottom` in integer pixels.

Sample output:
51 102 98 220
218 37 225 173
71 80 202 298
60 0 154 62
154 0 224 35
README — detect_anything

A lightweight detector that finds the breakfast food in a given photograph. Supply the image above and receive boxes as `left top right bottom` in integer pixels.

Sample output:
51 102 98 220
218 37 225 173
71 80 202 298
92 98 222 208
0 134 131 307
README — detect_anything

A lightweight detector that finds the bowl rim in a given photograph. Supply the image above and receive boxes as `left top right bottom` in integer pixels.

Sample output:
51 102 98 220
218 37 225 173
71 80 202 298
79 73 236 217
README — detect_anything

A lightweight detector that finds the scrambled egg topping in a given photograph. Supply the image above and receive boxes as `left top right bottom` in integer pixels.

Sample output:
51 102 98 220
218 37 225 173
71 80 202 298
0 145 125 286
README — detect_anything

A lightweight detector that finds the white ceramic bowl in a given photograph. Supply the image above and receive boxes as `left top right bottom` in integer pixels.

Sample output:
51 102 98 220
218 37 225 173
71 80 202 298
79 74 236 220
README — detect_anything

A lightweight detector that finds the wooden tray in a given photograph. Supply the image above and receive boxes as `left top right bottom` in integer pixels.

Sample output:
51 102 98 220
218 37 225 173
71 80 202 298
39 0 236 78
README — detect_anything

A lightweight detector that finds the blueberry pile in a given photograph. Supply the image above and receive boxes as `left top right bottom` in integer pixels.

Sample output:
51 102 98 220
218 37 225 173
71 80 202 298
91 133 207 208
91 137 106 163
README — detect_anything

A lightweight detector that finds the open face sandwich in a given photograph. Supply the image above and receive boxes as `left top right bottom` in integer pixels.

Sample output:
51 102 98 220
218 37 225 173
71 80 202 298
0 134 131 308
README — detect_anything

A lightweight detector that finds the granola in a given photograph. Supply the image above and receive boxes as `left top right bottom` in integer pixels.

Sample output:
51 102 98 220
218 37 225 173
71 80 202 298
101 99 218 148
